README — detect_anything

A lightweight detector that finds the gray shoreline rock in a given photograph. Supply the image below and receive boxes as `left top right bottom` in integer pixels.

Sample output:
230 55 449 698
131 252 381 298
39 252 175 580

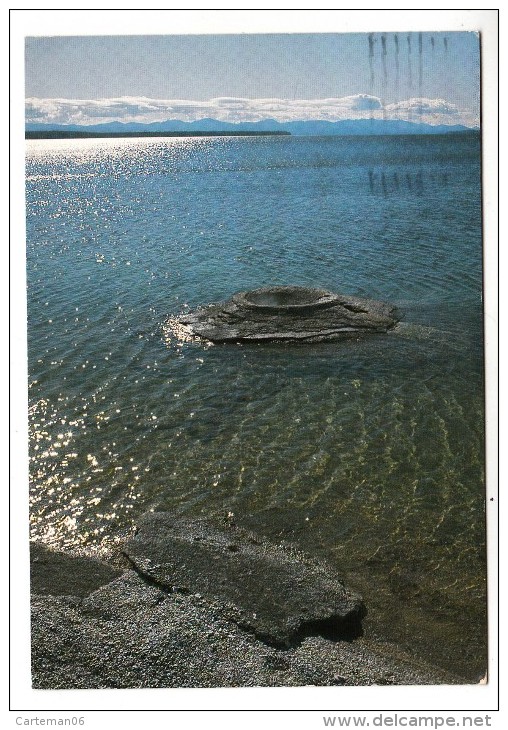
123 512 364 647
178 286 400 343
30 513 467 689
31 571 464 689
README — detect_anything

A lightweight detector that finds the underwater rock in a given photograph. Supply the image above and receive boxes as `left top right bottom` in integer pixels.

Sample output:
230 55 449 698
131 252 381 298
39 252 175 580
178 286 400 343
123 512 365 647
30 542 122 597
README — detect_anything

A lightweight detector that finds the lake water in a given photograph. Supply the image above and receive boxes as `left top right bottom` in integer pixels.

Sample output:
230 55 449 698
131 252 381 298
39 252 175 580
26 133 485 680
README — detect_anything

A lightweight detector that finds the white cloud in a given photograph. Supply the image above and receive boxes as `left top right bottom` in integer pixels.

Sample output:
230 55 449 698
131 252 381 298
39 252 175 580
25 95 478 127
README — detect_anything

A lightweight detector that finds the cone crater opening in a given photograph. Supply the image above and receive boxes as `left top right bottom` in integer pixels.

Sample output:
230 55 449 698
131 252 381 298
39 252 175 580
235 286 338 311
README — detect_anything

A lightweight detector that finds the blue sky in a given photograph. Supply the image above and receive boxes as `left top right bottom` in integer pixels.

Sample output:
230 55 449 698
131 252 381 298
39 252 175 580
25 32 480 127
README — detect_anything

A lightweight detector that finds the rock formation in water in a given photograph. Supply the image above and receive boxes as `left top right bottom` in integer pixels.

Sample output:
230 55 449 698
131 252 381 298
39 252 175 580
178 286 400 343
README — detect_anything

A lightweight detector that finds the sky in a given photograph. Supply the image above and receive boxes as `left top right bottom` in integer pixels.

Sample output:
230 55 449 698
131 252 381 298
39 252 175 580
25 32 480 127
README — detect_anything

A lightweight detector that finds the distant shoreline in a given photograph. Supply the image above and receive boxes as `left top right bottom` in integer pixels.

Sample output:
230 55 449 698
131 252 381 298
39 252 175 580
25 130 291 140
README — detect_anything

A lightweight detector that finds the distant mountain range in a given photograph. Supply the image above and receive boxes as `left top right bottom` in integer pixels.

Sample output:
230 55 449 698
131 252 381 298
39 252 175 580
25 117 478 137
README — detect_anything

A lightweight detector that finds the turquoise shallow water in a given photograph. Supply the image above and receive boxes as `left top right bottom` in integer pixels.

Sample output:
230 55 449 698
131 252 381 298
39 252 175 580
26 133 485 679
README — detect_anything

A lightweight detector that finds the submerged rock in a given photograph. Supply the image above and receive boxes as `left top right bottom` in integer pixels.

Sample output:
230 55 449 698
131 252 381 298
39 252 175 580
30 542 122 597
123 512 364 646
178 286 400 343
